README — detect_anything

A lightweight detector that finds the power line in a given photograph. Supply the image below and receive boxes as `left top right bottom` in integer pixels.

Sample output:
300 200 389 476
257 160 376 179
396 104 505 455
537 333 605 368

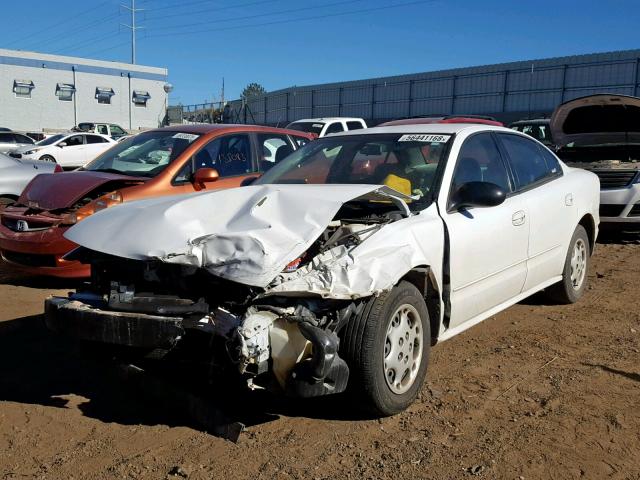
5 1 113 49
144 0 279 20
81 40 131 59
20 13 120 52
148 0 432 39
51 31 125 56
147 0 366 32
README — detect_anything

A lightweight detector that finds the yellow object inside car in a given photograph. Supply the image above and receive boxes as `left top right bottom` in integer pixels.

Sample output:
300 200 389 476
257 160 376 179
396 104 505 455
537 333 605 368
382 173 412 196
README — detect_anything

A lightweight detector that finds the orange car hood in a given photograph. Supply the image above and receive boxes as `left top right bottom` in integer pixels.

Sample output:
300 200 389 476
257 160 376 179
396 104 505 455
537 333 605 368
18 171 146 210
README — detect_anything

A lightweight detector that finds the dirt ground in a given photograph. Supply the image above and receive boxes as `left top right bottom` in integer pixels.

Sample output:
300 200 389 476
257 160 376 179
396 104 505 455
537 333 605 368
0 232 639 480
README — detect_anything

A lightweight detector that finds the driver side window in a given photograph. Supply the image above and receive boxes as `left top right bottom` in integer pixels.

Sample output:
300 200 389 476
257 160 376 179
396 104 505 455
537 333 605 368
174 134 252 183
451 133 511 193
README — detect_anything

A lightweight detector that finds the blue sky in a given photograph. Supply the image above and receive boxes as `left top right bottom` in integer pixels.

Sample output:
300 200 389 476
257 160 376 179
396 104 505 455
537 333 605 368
1 0 638 105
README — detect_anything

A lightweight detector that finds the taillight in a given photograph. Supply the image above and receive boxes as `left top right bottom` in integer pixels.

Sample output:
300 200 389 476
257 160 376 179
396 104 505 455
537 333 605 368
53 164 63 173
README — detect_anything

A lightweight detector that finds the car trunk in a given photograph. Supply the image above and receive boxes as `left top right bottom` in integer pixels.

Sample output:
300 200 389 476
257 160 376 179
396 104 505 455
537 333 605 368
551 94 640 189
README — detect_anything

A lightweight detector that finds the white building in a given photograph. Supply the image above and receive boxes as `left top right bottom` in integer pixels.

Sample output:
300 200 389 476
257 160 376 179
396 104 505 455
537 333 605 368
0 48 169 132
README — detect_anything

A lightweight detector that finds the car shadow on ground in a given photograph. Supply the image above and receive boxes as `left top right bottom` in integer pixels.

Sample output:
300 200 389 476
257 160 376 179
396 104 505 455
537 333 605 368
0 314 375 441
582 363 640 383
0 264 82 290
596 228 640 245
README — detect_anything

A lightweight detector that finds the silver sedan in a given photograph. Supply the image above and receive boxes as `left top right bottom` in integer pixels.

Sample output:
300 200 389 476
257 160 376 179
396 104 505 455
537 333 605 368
0 153 60 205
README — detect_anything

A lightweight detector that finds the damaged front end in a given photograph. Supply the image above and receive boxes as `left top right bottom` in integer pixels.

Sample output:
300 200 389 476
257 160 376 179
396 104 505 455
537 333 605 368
45 251 362 397
46 184 431 398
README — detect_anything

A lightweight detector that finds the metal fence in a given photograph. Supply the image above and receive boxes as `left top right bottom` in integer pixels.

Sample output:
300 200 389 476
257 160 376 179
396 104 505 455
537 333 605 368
171 49 640 126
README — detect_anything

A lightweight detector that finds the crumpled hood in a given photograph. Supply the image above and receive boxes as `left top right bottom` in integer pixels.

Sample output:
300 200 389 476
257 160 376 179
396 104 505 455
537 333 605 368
19 171 145 210
64 184 412 287
551 94 640 147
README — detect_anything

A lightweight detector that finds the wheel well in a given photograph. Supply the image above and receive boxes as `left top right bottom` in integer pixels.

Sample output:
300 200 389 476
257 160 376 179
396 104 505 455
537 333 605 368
578 214 596 255
400 267 441 345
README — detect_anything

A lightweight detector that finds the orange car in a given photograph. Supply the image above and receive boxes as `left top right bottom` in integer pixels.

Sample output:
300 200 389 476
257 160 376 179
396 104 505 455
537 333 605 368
0 125 314 278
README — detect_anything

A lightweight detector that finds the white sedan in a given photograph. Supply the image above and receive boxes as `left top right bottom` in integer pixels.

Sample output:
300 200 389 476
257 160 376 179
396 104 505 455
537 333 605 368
10 132 116 169
46 124 600 416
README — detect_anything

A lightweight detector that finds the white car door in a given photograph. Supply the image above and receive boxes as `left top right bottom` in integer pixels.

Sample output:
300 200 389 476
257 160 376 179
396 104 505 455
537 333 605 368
57 134 88 167
441 132 529 328
496 132 577 290
84 134 113 163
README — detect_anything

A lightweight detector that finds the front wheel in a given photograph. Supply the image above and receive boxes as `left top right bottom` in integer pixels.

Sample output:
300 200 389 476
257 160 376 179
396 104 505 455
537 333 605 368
545 225 590 304
341 281 430 416
39 155 56 163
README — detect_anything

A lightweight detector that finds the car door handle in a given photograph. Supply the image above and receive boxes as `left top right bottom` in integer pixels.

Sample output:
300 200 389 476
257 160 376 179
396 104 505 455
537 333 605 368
512 210 526 226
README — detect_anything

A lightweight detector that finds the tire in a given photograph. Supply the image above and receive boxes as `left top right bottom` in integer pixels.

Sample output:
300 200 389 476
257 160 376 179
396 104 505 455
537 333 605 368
545 225 590 304
341 281 430 416
39 155 56 163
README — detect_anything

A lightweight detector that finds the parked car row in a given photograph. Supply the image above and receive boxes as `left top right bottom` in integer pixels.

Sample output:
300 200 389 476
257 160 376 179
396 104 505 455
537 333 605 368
4 95 639 416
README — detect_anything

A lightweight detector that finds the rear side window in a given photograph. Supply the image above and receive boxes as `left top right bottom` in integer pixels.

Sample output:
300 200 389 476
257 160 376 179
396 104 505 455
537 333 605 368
325 122 344 134
498 134 557 190
86 135 108 144
257 133 293 172
451 133 511 193
538 145 562 176
291 135 310 147
13 134 34 144
0 133 14 142
346 121 364 131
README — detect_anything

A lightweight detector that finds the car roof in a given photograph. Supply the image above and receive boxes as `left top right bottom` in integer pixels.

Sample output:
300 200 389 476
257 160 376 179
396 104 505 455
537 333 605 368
510 118 550 125
288 117 364 124
62 132 113 139
380 117 503 127
328 123 512 137
145 124 314 137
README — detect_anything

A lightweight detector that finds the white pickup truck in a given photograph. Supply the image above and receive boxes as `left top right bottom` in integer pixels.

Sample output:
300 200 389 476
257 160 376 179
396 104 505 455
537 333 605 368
286 117 367 137
45 124 599 416
74 122 128 140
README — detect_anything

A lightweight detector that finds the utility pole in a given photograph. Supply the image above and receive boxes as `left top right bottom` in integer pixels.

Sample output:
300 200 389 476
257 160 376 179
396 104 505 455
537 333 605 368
121 0 144 64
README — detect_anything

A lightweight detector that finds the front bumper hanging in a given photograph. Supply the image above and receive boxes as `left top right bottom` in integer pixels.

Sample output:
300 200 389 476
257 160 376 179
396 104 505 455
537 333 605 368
45 296 185 349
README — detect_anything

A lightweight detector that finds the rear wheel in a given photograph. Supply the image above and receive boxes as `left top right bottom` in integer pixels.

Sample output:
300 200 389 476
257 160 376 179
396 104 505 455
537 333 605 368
341 281 430 416
39 155 56 163
545 225 590 304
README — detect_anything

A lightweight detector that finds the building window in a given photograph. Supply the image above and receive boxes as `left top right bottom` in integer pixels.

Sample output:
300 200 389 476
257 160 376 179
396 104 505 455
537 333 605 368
132 90 150 107
56 83 75 101
13 80 34 98
96 87 115 105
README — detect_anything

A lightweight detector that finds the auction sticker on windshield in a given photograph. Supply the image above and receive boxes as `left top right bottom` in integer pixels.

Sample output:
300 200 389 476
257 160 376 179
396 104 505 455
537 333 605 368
398 134 451 143
172 133 200 141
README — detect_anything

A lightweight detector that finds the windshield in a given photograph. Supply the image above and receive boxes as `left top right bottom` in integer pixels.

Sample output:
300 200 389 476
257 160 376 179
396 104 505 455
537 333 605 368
287 122 324 136
37 134 65 146
256 133 451 202
84 130 201 177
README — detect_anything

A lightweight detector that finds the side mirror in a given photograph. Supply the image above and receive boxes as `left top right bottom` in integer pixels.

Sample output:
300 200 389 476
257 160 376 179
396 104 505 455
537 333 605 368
58 142 67 148
240 175 260 187
193 167 219 188
448 181 507 212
